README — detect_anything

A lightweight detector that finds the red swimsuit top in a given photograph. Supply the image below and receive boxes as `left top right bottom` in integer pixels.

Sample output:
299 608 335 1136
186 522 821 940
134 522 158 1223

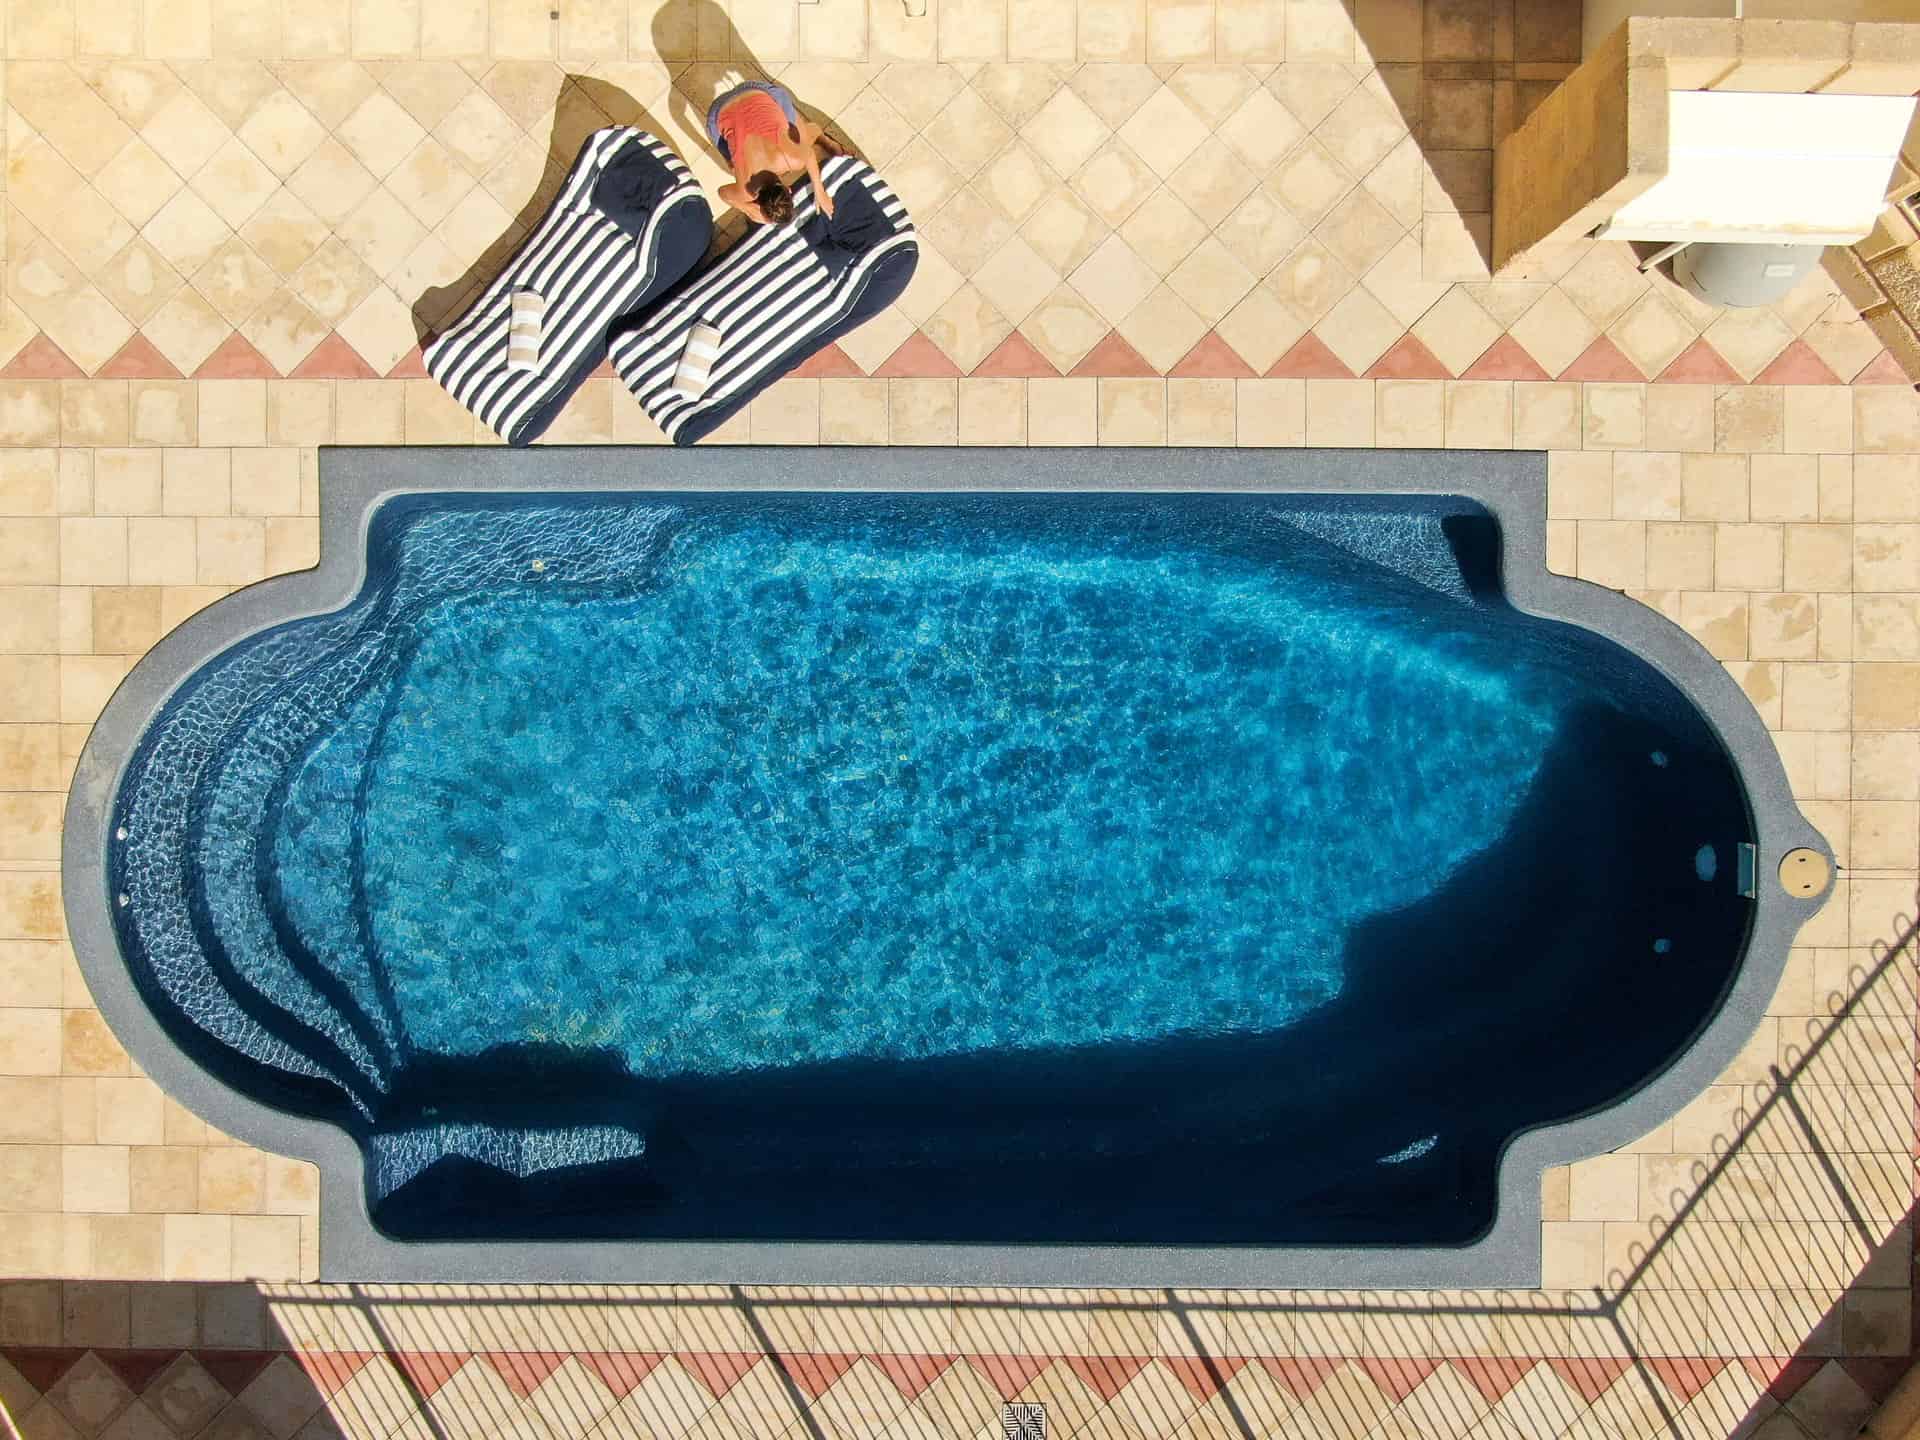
717 91 789 166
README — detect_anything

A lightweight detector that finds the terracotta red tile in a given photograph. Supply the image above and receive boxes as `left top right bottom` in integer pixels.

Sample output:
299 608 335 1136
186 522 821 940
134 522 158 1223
1753 338 1843 386
1 1348 88 1393
1448 1357 1536 1406
1364 334 1451 380
1854 349 1913 386
387 1351 469 1399
871 1353 954 1401
1256 1356 1343 1399
98 1350 186 1394
1068 331 1158 378
96 335 184 380
589 356 616 379
1743 1355 1823 1402
290 332 380 379
873 330 964 379
1655 338 1740 384
485 1352 570 1400
1461 334 1551 381
195 1351 279 1396
779 1352 857 1400
192 333 279 380
1557 336 1643 382
385 346 430 379
0 334 86 379
1547 1357 1633 1404
965 1354 1051 1400
1158 1354 1245 1401
1064 1356 1150 1402
1647 1357 1725 1403
971 331 1060 378
1169 330 1257 379
1264 333 1355 380
791 343 867 378
575 1353 664 1399
677 1351 763 1400
1356 1357 1439 1403
292 1351 374 1399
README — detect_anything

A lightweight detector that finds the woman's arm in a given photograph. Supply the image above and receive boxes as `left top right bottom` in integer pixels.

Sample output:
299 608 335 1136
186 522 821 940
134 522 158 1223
796 119 834 218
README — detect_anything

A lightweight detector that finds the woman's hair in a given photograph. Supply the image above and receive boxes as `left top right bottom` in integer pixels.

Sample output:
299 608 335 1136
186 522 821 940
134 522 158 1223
748 171 794 225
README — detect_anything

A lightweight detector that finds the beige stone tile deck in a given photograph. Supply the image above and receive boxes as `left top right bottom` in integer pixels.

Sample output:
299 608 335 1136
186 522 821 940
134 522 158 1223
1 0 1918 1437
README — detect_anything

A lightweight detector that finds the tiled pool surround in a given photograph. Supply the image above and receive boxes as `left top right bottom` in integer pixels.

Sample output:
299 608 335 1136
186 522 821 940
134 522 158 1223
62 446 1831 1286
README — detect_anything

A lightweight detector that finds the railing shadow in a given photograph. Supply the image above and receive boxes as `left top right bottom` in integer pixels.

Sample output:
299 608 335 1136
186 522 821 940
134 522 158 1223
1 888 1912 1440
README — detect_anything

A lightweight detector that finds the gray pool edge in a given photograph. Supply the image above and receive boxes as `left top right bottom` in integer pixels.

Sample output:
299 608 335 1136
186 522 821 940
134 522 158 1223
62 445 1833 1288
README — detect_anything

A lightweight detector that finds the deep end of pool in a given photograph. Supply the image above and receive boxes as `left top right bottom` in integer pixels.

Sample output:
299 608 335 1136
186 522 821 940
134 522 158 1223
63 447 1833 1288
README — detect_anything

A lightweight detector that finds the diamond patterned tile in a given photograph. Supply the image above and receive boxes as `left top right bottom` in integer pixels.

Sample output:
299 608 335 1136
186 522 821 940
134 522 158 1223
1265 236 1354 329
335 282 419 374
1558 244 1652 330
1409 287 1500 377
142 285 235 373
141 188 235 275
286 136 379 227
385 138 480 227
1313 187 1403 280
81 59 188 130
1266 62 1362 131
1703 307 1797 382
93 138 186 229
1362 233 1450 328
897 246 967 326
1167 237 1257 322
11 61 140 177
1508 286 1599 379
1608 292 1696 381
978 141 1053 225
290 236 381 324
1165 63 1259 127
1314 286 1403 373
1163 143 1259 231
1114 284 1207 372
335 186 431 280
1317 82 1406 182
1025 85 1112 179
190 238 281 326
238 289 331 374
1070 139 1159 229
872 63 967 131
1215 286 1310 372
1020 283 1112 372
1361 136 1426 231
1116 86 1211 181
1067 64 1162 129
234 88 329 178
919 187 1015 278
94 238 187 326
971 63 1073 130
190 135 281 228
925 285 1013 372
333 89 430 180
972 235 1061 326
1215 87 1307 173
1117 186 1210 275
1071 234 1161 326
922 86 1015 178
1267 137 1354 230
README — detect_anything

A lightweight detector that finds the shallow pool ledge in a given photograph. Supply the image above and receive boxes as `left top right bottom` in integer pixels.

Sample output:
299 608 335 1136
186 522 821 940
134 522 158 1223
63 446 1833 1288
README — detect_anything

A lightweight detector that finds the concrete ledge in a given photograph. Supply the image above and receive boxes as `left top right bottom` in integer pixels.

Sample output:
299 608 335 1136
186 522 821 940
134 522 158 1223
63 445 1834 1287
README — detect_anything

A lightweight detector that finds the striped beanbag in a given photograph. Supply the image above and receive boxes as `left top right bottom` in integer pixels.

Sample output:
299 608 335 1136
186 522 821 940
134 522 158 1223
610 154 918 446
423 127 712 447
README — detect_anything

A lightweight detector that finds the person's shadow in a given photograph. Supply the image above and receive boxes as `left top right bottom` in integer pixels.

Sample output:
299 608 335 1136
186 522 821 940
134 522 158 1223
408 1 871 350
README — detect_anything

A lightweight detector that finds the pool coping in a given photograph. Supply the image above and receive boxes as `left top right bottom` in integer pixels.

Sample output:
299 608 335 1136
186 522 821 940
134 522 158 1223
63 445 1834 1288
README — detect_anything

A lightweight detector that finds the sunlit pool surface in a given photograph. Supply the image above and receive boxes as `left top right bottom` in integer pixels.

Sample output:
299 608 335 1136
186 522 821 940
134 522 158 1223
112 493 1756 1245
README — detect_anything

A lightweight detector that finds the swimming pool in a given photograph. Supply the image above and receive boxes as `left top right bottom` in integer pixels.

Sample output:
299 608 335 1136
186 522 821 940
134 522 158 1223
65 448 1831 1285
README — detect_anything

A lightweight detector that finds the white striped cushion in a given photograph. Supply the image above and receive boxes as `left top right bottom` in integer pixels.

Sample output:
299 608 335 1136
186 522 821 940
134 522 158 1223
611 155 916 444
423 127 705 445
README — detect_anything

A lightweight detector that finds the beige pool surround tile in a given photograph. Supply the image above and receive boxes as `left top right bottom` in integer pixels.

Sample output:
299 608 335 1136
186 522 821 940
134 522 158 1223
0 1 1917 1433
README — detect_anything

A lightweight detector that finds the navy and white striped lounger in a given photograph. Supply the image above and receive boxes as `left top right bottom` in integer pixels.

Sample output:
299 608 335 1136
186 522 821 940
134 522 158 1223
423 127 712 447
609 154 917 446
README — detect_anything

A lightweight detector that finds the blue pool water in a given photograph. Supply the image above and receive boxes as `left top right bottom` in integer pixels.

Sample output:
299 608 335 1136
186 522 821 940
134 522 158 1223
112 493 1756 1245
